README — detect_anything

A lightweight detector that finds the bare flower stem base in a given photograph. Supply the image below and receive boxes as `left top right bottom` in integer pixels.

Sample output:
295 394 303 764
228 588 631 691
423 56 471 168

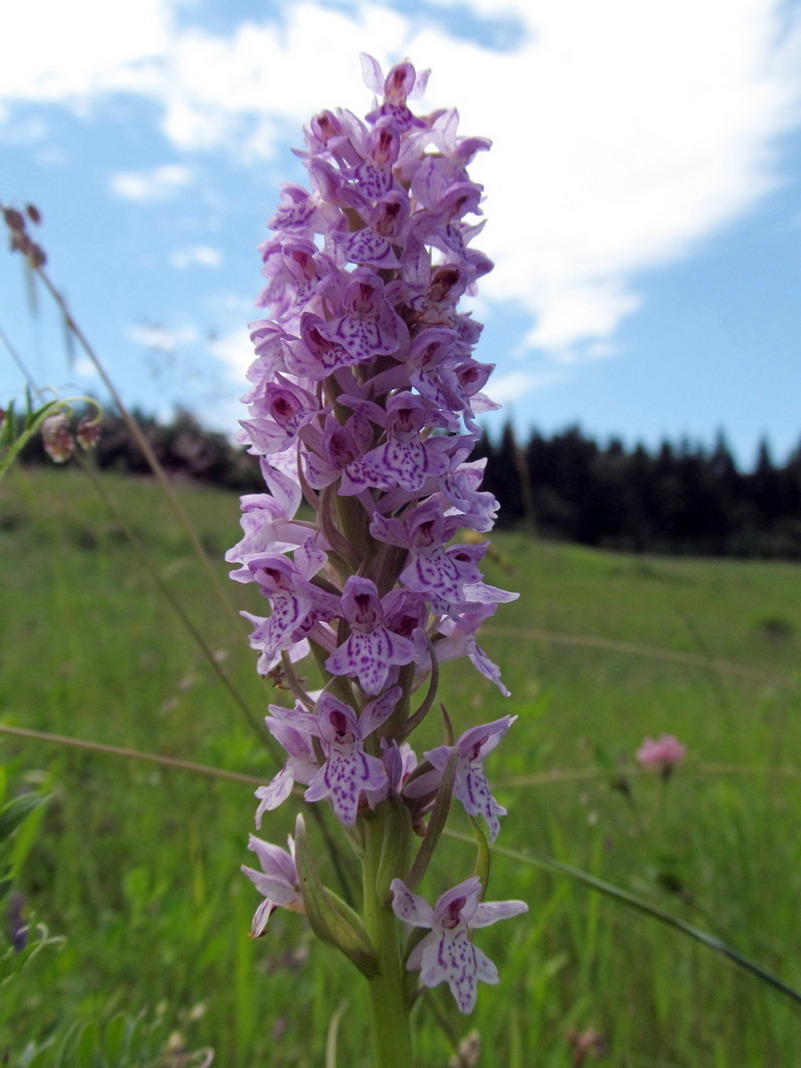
363 811 415 1068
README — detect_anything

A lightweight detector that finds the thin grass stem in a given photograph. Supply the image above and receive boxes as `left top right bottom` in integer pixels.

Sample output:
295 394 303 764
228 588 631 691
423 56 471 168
447 832 801 1008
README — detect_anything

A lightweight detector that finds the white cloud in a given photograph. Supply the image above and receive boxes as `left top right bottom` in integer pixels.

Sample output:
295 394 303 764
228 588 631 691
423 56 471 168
73 356 99 379
170 244 223 268
406 0 801 364
5 0 801 371
129 322 199 353
0 0 170 103
191 323 255 434
489 368 567 403
110 163 193 202
206 322 253 384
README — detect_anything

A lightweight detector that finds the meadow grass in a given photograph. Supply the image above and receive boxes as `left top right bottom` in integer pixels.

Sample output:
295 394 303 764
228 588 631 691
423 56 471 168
1 465 800 1066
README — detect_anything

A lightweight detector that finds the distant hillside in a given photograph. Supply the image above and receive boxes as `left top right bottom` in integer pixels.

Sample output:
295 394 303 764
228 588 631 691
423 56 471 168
19 408 801 560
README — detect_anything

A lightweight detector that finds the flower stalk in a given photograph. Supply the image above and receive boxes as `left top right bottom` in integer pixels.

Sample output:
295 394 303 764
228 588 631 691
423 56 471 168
362 808 415 1068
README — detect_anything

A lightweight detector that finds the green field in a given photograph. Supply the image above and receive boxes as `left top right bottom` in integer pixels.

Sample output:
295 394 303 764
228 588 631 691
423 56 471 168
1 465 800 1066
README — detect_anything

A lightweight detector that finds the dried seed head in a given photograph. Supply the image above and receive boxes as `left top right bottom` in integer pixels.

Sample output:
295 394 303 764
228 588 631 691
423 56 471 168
2 206 25 233
76 415 101 450
41 412 75 463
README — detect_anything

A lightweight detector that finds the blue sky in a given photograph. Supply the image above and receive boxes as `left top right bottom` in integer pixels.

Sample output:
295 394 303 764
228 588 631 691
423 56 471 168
2 0 801 468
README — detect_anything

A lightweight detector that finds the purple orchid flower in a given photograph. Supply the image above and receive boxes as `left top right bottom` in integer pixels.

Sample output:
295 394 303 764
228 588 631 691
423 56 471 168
424 715 516 841
255 701 321 825
241 834 303 937
239 538 339 674
304 688 400 824
390 877 528 1012
325 577 417 695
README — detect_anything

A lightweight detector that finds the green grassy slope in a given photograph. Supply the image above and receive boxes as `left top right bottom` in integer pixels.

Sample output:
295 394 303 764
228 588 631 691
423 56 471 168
1 467 799 1066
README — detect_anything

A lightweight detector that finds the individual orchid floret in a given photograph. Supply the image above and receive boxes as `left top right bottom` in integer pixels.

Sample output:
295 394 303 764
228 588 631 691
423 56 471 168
325 577 417 695
241 834 303 937
257 236 337 324
407 328 496 432
436 458 499 532
351 120 402 200
255 702 321 823
240 540 340 674
361 392 453 493
303 109 362 167
362 54 430 132
434 603 510 696
304 405 392 496
315 268 406 362
267 180 337 237
371 500 516 618
424 715 516 841
226 462 308 568
240 374 321 456
286 312 375 379
365 739 419 808
390 877 528 1013
304 689 400 824
334 190 409 269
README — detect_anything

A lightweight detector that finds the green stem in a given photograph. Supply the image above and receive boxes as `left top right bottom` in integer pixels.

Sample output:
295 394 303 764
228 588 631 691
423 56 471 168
362 810 415 1068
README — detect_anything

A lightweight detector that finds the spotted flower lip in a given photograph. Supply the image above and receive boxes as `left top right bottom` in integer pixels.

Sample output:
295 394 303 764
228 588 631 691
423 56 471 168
325 577 417 694
304 689 401 824
390 877 528 1013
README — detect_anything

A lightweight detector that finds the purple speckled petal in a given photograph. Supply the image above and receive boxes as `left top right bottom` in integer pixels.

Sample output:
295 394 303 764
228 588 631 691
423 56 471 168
458 764 506 842
471 899 529 928
305 747 387 824
419 928 480 1013
390 879 433 928
324 314 382 360
359 685 402 736
352 160 393 199
254 768 295 824
400 549 462 603
393 876 526 1013
326 628 414 694
341 229 400 269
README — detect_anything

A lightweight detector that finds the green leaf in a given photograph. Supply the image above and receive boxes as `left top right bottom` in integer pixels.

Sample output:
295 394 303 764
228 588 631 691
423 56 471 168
53 1020 87 1068
1 400 14 448
469 815 491 897
102 1013 129 1063
73 1019 100 1067
294 813 378 978
0 397 66 481
0 792 48 843
404 749 458 891
472 833 801 1009
374 795 412 898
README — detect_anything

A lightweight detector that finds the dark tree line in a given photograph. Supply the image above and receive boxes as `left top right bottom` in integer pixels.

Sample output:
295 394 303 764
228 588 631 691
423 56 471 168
474 423 801 559
18 408 801 559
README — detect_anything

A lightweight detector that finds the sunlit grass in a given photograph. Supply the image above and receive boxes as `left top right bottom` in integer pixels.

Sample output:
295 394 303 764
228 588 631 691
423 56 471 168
1 466 800 1064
